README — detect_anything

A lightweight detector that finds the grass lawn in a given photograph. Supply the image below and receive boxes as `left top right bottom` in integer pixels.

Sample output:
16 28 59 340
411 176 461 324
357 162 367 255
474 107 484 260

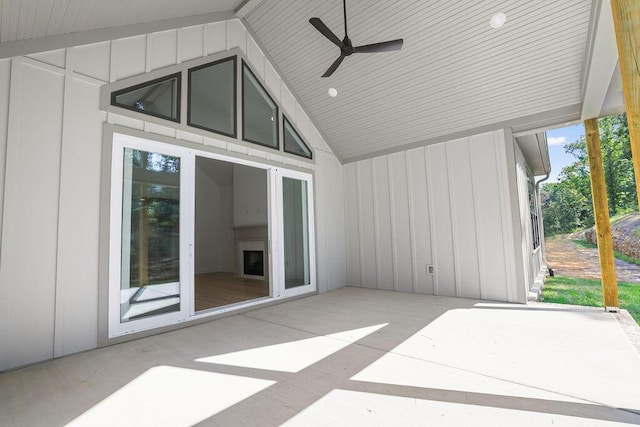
540 276 640 324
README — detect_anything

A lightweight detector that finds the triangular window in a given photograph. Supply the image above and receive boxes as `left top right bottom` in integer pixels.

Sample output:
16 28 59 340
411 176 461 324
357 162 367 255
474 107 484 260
283 116 312 159
111 73 181 122
242 61 278 149
188 57 236 138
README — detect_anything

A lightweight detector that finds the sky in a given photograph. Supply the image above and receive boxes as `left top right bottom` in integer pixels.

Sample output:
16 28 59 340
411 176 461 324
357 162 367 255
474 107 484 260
546 124 585 183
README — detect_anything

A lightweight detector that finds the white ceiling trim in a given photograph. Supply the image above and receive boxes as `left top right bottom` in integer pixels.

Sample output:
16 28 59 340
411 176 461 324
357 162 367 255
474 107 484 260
581 0 619 120
236 0 267 19
0 11 235 60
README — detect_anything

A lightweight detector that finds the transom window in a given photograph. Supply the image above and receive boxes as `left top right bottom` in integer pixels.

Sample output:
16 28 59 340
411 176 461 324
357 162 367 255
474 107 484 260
188 56 237 138
108 54 312 161
111 73 181 122
242 61 278 149
283 116 312 159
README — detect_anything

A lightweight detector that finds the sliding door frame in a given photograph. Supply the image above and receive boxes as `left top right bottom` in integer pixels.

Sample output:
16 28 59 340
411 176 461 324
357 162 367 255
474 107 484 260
107 131 316 338
108 133 193 337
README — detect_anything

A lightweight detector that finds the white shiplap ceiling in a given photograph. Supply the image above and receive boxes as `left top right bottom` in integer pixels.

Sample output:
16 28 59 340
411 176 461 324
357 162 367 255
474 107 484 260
0 0 610 164
0 0 243 42
245 0 596 162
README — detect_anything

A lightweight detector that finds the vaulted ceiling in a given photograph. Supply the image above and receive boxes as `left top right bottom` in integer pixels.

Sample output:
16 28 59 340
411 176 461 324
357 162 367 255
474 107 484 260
0 0 623 164
0 0 243 41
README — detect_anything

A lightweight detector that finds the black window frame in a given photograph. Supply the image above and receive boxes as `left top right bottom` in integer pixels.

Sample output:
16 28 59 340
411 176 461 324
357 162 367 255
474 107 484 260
241 60 279 150
283 115 313 160
187 55 238 139
111 72 182 123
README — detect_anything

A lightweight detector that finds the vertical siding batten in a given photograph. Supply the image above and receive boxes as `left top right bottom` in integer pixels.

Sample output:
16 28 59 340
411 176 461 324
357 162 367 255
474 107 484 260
408 147 434 295
385 156 397 291
179 25 205 63
427 143 457 297
372 156 394 290
494 131 515 301
315 152 328 293
113 35 146 81
468 134 486 300
344 163 361 286
321 153 346 291
54 71 105 357
0 58 11 372
357 160 377 288
0 58 64 368
445 138 481 299
389 152 413 293
405 150 417 293
469 134 507 301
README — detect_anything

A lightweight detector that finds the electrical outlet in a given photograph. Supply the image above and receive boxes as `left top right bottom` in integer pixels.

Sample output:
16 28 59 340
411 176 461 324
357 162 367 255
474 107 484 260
427 265 434 274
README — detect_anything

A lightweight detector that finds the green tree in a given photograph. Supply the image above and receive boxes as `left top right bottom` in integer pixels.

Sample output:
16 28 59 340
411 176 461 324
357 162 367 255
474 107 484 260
541 181 593 235
541 114 635 236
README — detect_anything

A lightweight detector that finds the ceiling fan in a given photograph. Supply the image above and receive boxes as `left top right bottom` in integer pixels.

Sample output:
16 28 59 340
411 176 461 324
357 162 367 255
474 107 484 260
309 0 404 78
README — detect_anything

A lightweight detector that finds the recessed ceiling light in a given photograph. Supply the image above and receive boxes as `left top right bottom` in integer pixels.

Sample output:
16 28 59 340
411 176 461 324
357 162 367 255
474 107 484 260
328 87 338 97
490 12 507 29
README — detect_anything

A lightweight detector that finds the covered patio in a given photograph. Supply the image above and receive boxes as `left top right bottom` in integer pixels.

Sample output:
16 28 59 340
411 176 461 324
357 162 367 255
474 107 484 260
2 287 639 426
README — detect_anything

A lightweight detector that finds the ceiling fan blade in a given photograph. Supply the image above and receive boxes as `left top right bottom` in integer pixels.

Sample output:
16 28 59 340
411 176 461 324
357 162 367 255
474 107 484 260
354 38 404 53
322 55 346 77
309 18 343 48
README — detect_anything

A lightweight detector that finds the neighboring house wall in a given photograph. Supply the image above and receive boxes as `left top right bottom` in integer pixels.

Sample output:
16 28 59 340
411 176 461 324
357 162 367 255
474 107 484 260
0 19 347 372
345 130 527 303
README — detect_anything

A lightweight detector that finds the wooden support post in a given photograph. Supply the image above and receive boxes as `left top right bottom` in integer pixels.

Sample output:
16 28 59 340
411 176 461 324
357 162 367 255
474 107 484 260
584 118 620 310
610 0 640 209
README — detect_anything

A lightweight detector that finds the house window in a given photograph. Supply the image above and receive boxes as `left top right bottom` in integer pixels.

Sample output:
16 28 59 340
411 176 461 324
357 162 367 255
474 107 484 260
188 56 237 138
242 61 278 149
111 73 181 122
528 176 541 250
283 116 312 159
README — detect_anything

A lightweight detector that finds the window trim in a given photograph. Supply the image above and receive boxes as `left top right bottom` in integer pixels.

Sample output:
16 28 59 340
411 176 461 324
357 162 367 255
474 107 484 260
283 115 313 160
241 59 280 151
111 72 182 123
187 56 237 139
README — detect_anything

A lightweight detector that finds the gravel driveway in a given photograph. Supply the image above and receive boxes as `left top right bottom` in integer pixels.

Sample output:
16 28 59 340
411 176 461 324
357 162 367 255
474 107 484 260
545 235 640 283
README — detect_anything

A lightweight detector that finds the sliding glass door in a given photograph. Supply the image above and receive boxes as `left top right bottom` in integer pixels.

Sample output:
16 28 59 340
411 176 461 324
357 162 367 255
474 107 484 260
109 133 316 337
109 134 192 336
278 170 316 297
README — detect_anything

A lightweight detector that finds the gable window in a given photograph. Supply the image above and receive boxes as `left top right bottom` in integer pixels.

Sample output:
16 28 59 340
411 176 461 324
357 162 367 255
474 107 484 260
242 61 278 149
105 53 315 165
111 73 181 122
188 56 237 138
283 116 312 159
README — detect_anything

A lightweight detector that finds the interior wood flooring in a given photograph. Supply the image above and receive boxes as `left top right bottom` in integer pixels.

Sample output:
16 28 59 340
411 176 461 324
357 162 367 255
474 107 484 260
195 272 269 312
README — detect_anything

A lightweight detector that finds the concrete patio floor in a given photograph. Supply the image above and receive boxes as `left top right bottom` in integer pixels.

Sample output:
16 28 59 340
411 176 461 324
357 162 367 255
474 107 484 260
1 287 640 426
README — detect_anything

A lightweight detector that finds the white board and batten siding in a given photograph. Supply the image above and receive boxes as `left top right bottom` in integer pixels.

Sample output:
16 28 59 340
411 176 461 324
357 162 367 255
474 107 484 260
0 19 346 372
345 130 527 303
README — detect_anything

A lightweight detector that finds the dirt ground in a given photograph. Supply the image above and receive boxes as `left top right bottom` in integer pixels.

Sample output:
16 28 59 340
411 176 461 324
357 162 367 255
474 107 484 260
545 235 640 283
